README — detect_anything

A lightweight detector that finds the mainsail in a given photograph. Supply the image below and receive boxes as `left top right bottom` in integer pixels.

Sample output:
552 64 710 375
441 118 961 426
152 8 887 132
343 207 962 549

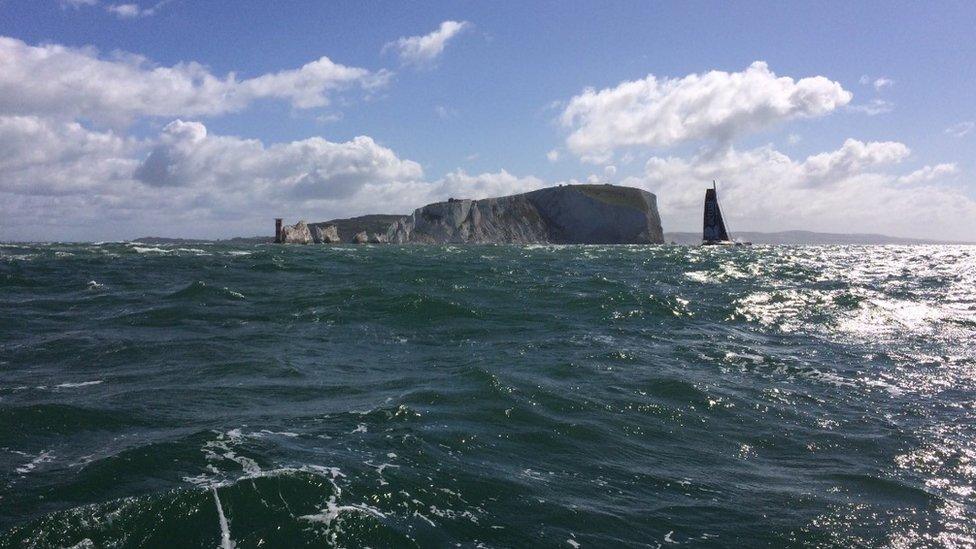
702 181 730 243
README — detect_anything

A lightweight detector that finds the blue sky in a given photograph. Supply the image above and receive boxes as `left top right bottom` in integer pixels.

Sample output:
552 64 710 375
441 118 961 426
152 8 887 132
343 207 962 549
0 1 974 240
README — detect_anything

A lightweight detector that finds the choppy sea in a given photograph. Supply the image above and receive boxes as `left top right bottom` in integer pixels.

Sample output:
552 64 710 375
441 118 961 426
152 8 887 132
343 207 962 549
1 242 974 547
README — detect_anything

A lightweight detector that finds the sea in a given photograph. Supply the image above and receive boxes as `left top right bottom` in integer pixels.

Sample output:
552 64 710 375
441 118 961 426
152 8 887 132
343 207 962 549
1 242 974 548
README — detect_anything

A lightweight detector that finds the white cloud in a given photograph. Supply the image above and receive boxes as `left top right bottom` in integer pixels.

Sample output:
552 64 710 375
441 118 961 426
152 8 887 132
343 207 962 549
61 0 99 8
0 115 140 196
897 163 958 185
847 98 894 116
560 61 852 163
59 0 171 18
2 118 973 241
945 121 974 138
0 117 551 240
431 169 546 201
872 77 893 90
106 3 148 18
546 149 561 163
619 140 976 239
133 121 424 199
383 20 470 66
0 117 427 237
0 36 390 125
861 75 893 90
434 105 458 119
788 133 802 145
800 138 909 185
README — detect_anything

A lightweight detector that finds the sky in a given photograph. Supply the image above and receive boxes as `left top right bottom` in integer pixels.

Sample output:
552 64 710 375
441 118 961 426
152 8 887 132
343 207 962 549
0 0 974 241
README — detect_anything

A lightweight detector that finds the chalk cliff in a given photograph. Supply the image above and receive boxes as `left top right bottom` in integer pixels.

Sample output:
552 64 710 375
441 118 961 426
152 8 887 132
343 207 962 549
388 184 663 244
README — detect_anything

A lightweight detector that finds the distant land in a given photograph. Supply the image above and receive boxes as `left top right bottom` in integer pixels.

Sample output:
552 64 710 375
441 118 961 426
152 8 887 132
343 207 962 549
133 228 974 246
664 230 975 246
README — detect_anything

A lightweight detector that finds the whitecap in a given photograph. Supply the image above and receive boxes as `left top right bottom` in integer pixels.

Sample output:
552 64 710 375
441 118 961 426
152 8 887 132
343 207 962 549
16 450 53 474
55 380 103 389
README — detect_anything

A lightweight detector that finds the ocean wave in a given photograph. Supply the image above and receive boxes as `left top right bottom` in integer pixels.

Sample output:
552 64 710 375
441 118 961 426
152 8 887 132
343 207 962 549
2 243 975 546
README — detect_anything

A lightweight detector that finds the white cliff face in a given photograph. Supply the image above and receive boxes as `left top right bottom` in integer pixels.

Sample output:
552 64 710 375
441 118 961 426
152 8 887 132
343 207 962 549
280 220 313 244
388 185 664 244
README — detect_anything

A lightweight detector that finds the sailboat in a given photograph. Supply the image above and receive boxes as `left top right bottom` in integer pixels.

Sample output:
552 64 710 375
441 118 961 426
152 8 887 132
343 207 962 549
702 181 749 246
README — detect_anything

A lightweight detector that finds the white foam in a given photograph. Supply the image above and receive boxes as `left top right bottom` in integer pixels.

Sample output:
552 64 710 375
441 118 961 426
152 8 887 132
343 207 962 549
224 288 246 300
414 511 436 527
212 487 235 549
351 424 368 434
16 450 53 474
300 495 386 527
55 380 103 389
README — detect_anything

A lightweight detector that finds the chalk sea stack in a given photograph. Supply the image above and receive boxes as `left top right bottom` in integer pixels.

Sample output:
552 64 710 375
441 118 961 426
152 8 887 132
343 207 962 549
311 224 341 243
279 220 313 244
389 184 663 244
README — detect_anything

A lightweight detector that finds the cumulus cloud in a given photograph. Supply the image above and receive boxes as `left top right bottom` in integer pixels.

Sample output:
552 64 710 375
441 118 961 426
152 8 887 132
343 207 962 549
546 149 560 163
133 120 424 199
0 36 390 125
559 61 852 163
0 116 552 240
383 20 470 66
429 169 546 201
897 163 958 185
945 121 974 138
619 140 976 239
0 115 140 196
800 138 909 185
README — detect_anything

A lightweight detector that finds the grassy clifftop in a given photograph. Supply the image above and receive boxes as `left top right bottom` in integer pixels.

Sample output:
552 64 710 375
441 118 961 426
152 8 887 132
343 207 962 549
573 185 652 211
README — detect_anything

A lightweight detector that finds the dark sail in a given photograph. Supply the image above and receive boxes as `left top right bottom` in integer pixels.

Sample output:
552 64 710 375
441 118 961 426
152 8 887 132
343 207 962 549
703 182 730 243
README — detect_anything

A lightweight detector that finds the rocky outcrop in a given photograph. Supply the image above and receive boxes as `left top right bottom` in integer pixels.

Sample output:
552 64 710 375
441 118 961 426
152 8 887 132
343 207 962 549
280 220 313 244
368 233 389 244
388 184 664 244
353 231 369 244
311 224 341 243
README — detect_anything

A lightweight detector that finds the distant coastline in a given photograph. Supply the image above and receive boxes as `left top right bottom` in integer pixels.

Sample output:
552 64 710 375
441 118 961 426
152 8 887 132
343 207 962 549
128 228 975 246
663 230 975 246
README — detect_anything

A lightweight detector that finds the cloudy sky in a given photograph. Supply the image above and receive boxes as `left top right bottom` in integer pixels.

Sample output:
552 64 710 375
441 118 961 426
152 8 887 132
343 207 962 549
1 1 974 241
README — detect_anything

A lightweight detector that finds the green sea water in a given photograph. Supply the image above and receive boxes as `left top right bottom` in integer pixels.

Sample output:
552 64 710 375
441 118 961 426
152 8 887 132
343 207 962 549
1 242 974 547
